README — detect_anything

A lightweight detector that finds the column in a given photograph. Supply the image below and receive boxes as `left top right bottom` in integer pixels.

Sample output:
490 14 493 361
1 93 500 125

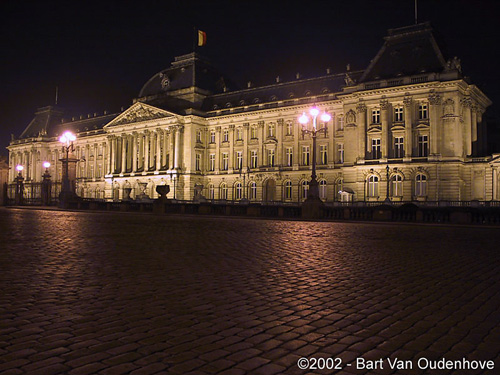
258 121 265 167
277 119 284 166
461 97 472 156
169 128 176 170
215 126 220 173
132 133 138 173
85 145 90 178
293 119 299 168
156 129 162 171
93 143 98 179
493 167 498 200
121 135 127 174
380 99 389 159
404 96 413 158
174 126 182 169
429 93 441 156
243 123 249 168
229 125 234 171
356 102 367 161
144 131 150 172
162 129 168 168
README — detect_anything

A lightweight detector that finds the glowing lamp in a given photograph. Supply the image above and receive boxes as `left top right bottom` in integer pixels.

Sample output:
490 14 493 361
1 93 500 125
59 131 76 145
43 162 51 169
310 107 320 117
298 113 309 125
16 165 24 172
321 113 331 122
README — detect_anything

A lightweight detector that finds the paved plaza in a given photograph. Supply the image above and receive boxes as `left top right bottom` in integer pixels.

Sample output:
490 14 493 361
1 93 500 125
0 208 499 375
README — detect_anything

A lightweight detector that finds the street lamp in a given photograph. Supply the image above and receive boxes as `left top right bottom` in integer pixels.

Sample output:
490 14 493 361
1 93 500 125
239 166 250 203
298 106 331 202
42 162 51 206
168 171 177 200
385 165 391 203
15 165 24 205
59 131 76 203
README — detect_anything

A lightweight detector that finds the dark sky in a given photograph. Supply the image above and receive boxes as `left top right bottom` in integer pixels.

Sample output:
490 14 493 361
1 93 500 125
2 0 500 156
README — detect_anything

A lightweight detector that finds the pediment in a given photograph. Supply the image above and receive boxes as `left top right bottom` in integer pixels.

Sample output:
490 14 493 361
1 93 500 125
105 102 176 128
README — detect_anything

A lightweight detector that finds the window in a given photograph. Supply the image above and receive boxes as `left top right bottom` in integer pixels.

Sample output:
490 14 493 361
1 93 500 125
372 109 380 124
250 150 258 168
236 128 242 140
210 130 216 143
208 184 215 199
196 130 202 143
368 175 379 197
221 153 228 170
286 122 293 136
415 174 427 196
234 182 243 200
301 180 309 200
220 183 228 200
337 143 344 164
236 151 243 170
319 180 327 200
249 182 257 200
418 103 428 120
284 180 292 200
250 126 257 139
267 149 275 167
302 146 310 166
338 115 344 130
418 135 428 157
195 153 201 171
320 145 328 165
223 129 229 142
372 138 381 159
391 174 403 197
394 137 404 158
285 147 293 166
268 123 275 138
209 154 215 171
394 106 404 122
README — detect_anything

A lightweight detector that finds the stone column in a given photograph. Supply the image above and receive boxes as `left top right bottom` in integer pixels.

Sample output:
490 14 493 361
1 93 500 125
293 119 299 168
121 135 127 174
493 167 498 200
356 102 367 162
108 137 114 174
229 125 234 171
144 131 150 172
404 96 413 158
258 121 265 167
215 126 220 173
156 129 162 171
174 126 182 169
429 93 441 156
93 143 98 179
162 129 168 169
243 123 249 168
132 132 138 173
461 97 472 157
169 128 175 170
380 99 389 159
277 119 284 166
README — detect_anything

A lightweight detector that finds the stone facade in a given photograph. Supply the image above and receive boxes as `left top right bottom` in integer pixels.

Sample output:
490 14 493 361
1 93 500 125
7 23 500 203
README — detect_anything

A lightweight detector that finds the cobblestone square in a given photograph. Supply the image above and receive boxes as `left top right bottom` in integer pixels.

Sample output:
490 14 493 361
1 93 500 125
0 208 499 374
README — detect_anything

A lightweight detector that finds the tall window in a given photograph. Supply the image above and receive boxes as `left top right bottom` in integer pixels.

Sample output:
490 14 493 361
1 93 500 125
418 135 428 157
372 109 380 124
415 174 427 196
220 183 228 200
210 130 216 143
250 126 257 139
391 174 403 197
267 149 275 167
234 182 243 200
338 115 344 130
284 180 292 200
236 151 243 170
286 147 293 166
196 130 202 143
208 184 215 200
337 143 344 164
301 180 309 200
372 138 381 159
286 122 293 136
236 128 242 140
319 180 327 200
394 106 404 122
209 154 215 171
268 123 275 138
302 146 310 166
368 175 379 197
320 145 328 165
221 153 228 170
418 103 428 120
394 137 404 158
223 129 229 142
249 182 257 200
195 153 201 171
250 150 258 168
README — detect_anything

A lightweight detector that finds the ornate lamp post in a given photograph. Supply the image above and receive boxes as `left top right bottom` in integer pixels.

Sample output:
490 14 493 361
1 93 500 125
15 165 24 205
385 165 391 204
239 166 250 203
59 131 77 205
298 106 331 202
41 162 51 205
168 171 177 200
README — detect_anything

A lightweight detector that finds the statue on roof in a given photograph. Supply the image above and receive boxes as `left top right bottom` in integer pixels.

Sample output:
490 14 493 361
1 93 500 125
445 56 462 73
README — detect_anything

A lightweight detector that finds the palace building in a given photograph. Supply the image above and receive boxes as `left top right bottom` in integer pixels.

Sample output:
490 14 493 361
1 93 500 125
7 23 500 203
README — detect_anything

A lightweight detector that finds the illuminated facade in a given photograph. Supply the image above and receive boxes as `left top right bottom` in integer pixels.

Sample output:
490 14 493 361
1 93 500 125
7 23 500 203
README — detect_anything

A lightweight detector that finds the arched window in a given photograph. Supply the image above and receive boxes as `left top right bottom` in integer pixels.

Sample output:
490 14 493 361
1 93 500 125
368 175 379 197
391 174 403 197
220 183 228 200
415 174 427 196
249 182 257 200
319 180 327 200
208 184 215 200
234 182 243 200
284 180 293 200
301 180 309 200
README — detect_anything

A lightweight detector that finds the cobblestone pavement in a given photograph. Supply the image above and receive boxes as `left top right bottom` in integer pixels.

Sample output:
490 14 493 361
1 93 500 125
0 208 499 375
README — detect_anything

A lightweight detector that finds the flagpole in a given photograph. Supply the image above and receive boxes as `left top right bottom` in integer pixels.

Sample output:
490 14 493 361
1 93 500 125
193 27 196 53
415 0 418 24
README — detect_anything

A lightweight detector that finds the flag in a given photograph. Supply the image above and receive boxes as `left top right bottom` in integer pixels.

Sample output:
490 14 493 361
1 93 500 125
198 30 207 47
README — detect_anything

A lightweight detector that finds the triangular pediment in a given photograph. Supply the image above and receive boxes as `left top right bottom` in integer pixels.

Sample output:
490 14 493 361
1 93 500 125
104 102 176 128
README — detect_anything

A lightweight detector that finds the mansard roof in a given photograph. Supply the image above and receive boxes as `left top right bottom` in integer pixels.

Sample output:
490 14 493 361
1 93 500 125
360 22 449 82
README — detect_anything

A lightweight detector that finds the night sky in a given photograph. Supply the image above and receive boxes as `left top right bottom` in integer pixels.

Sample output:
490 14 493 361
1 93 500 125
2 0 500 156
